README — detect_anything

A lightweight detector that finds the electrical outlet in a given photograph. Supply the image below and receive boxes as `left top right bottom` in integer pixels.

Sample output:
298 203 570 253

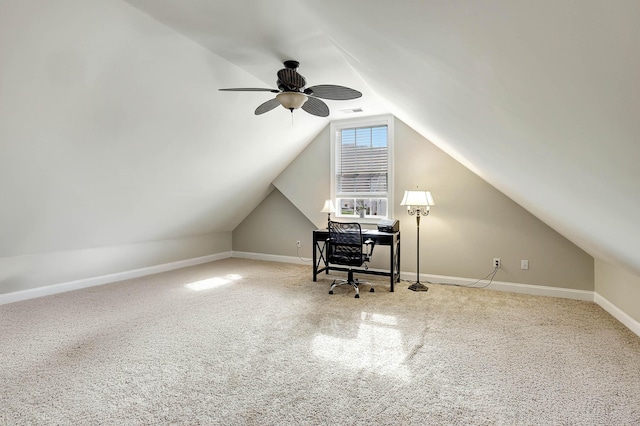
521 259 529 270
493 258 501 268
296 240 301 248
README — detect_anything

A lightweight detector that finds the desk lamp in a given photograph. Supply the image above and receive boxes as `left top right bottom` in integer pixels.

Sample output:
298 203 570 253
400 190 435 292
320 199 336 229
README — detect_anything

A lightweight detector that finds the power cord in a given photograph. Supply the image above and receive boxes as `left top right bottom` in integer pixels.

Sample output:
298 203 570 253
402 266 499 289
296 246 313 263
451 266 499 289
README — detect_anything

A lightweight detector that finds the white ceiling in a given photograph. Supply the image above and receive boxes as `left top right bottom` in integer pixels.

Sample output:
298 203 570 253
122 0 640 274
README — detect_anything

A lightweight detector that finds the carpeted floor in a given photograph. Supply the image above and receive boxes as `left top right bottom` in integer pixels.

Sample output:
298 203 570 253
1 258 639 425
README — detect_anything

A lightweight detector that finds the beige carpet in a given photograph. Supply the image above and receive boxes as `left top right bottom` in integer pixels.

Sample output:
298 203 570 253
1 258 639 425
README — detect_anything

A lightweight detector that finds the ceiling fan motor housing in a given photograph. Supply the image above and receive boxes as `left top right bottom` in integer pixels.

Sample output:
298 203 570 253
283 60 300 69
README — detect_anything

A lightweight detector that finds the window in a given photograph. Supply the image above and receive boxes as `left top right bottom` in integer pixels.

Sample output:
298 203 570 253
331 116 393 220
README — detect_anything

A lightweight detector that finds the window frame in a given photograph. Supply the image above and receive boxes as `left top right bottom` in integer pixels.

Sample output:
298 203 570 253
330 115 394 223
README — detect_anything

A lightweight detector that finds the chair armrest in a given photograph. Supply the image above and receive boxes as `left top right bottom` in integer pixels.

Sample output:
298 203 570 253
364 238 375 259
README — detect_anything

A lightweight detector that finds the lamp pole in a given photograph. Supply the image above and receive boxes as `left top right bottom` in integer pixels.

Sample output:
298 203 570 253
408 208 430 292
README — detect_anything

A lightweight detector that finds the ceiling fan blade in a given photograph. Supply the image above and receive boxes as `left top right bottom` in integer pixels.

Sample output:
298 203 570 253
255 98 281 115
277 68 306 90
305 85 362 100
301 97 329 117
219 88 279 93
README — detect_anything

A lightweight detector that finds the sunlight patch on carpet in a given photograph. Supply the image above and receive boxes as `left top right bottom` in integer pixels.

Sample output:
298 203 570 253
312 311 410 381
185 274 242 291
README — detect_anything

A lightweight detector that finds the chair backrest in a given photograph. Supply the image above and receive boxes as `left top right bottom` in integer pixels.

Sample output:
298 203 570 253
327 221 365 267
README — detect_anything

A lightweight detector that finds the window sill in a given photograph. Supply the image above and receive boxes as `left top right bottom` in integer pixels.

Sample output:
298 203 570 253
334 216 387 225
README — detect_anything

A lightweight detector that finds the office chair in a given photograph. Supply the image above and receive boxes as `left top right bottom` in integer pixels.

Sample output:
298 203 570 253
327 221 376 298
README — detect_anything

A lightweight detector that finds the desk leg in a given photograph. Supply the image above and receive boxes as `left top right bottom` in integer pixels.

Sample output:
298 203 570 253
312 237 317 282
313 237 330 281
390 235 401 292
396 238 401 284
323 241 329 275
390 238 395 292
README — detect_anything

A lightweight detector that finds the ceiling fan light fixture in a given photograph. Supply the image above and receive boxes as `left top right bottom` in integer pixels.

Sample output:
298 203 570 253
276 92 308 111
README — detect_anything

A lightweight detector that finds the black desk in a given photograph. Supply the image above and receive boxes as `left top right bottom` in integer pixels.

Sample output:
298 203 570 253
312 229 401 292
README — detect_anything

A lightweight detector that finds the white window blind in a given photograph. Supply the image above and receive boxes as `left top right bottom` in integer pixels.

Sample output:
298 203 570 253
336 126 388 194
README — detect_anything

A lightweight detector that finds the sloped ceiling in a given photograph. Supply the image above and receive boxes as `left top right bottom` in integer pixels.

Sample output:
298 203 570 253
124 0 640 275
3 0 638 277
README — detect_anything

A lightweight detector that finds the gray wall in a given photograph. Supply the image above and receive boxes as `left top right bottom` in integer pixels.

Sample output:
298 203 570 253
234 117 594 291
0 232 231 295
596 261 640 323
232 188 316 257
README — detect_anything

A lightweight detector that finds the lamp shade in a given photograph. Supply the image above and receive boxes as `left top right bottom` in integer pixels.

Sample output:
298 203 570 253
400 190 435 207
320 199 336 213
276 92 308 110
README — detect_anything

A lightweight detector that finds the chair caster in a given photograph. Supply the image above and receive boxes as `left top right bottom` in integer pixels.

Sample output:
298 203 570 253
329 290 333 295
355 294 360 298
370 288 375 292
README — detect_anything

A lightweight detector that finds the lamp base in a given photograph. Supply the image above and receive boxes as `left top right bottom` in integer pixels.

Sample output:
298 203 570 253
408 282 429 292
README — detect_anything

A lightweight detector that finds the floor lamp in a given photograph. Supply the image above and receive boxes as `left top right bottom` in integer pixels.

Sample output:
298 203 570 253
400 190 435 292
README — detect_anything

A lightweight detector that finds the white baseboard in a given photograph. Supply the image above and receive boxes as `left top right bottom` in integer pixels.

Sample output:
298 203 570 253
0 251 232 306
232 251 313 266
231 252 594 302
415 272 595 301
594 292 640 337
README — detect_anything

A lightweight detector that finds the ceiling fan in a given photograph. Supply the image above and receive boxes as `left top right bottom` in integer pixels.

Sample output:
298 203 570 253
219 60 362 117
